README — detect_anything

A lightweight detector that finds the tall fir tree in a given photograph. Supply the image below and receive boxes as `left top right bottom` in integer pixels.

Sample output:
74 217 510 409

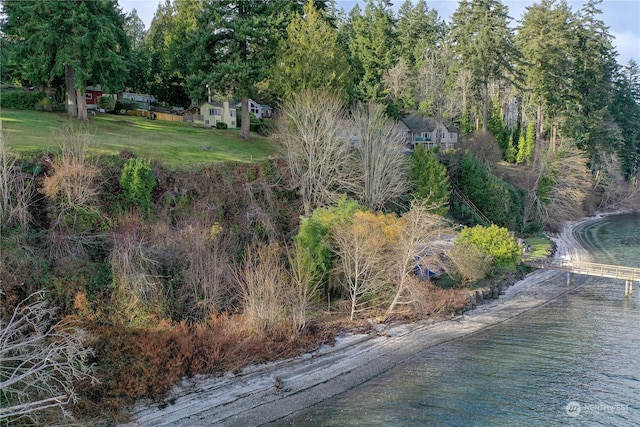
610 60 640 178
409 146 451 216
190 0 293 139
396 0 445 68
350 0 398 102
270 0 351 101
2 0 129 120
450 0 518 133
517 0 575 142
562 0 618 169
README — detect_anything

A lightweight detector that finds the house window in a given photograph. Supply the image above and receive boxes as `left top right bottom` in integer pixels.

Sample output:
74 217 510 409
214 108 222 116
441 130 446 139
208 108 215 116
205 119 210 125
85 93 92 100
230 110 236 117
449 132 455 140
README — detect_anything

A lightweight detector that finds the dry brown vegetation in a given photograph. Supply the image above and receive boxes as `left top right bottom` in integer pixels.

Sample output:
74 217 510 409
460 131 503 167
41 123 102 230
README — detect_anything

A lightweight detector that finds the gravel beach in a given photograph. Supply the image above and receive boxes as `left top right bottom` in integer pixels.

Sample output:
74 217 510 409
124 217 603 426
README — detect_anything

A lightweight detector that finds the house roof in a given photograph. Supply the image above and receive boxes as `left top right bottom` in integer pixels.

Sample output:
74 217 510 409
400 115 459 133
233 99 271 109
400 116 436 133
201 101 235 109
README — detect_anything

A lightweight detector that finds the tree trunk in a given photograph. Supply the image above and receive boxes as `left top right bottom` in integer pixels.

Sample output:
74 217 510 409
65 64 77 117
533 104 544 170
76 88 88 121
482 81 489 133
241 96 250 140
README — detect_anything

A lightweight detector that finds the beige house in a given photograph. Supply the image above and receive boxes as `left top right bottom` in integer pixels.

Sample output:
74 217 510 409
397 116 459 150
193 101 237 128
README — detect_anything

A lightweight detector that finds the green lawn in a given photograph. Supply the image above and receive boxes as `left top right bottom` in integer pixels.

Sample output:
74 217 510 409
0 109 277 167
523 235 554 261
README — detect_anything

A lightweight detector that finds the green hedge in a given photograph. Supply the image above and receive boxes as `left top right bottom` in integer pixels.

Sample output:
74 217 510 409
0 90 49 110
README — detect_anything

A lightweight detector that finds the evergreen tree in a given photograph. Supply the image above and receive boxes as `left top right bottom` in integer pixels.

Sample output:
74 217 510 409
396 0 445 68
505 133 516 163
517 0 575 140
2 0 129 120
270 0 351 101
611 60 640 178
450 0 518 132
144 0 202 106
524 122 535 164
516 131 527 164
409 146 451 216
562 0 618 169
124 9 148 93
350 0 398 102
190 0 293 139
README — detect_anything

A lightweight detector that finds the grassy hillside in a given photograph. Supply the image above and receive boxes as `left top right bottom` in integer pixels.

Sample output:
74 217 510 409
0 109 276 167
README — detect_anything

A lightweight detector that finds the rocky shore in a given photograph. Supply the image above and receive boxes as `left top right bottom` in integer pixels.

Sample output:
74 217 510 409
123 217 603 427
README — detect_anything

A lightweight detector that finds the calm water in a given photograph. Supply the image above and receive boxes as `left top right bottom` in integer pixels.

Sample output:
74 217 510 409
282 213 640 426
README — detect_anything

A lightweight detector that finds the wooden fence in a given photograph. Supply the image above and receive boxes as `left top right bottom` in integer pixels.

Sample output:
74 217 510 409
126 109 185 122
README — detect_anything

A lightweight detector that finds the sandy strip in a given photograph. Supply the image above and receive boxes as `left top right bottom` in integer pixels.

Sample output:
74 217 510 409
124 219 600 427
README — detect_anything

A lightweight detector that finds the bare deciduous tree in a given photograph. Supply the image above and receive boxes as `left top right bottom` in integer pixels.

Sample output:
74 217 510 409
176 219 229 313
332 212 390 320
385 202 452 317
0 291 96 424
593 152 640 210
415 47 455 130
382 58 412 103
445 241 493 285
460 132 503 167
286 244 320 334
351 102 409 211
0 128 35 232
234 243 289 333
110 219 164 313
524 138 592 232
278 90 357 216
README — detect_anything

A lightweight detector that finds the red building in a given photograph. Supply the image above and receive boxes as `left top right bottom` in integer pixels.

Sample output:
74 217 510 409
85 85 103 110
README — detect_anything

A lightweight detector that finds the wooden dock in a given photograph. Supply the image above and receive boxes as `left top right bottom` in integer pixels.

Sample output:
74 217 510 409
526 259 640 296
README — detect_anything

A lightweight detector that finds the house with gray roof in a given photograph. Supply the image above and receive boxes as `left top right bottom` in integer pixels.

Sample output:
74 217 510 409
397 116 459 150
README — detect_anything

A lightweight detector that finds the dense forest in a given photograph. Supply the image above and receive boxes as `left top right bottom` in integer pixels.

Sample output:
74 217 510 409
1 0 640 424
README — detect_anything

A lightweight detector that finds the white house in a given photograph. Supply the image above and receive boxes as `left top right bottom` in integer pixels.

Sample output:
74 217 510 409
235 98 273 119
193 101 237 128
397 116 459 150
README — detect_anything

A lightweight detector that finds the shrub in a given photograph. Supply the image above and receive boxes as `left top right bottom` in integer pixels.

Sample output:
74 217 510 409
1 90 48 110
452 152 523 229
34 96 57 112
119 158 156 215
409 145 451 215
446 241 494 284
215 122 228 130
42 123 102 232
456 224 522 271
113 100 138 114
294 196 361 291
98 95 116 112
460 131 503 166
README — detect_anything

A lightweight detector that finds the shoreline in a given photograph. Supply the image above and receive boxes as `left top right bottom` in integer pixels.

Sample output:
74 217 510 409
124 216 607 427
